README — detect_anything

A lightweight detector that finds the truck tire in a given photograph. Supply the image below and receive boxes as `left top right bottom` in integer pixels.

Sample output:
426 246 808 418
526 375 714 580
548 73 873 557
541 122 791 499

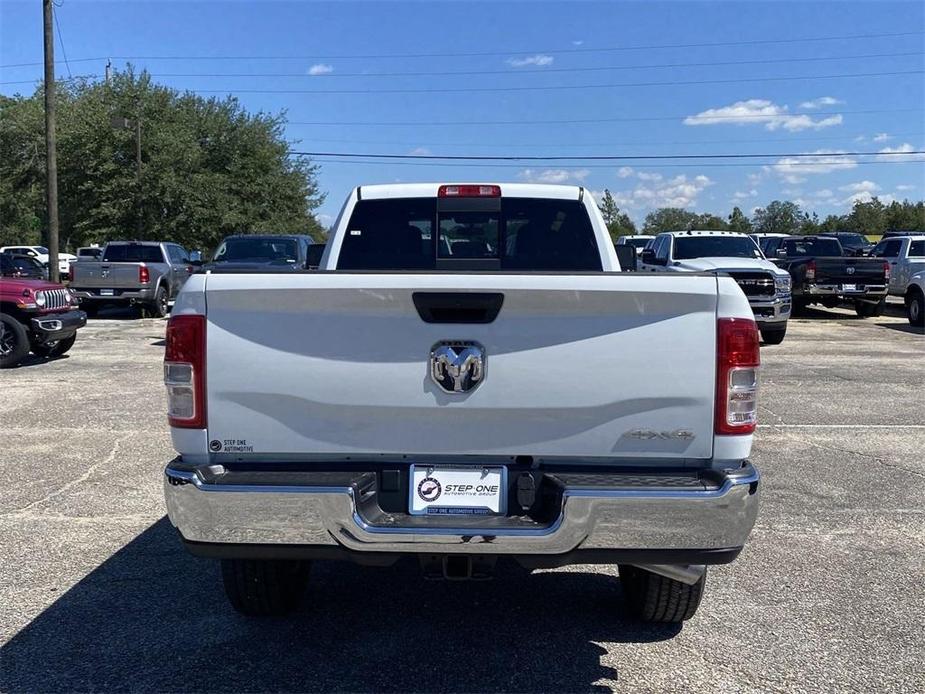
760 326 787 345
855 298 885 318
619 565 706 623
906 288 924 327
81 303 98 317
791 298 808 316
147 286 169 318
0 315 30 368
221 559 310 616
31 334 77 358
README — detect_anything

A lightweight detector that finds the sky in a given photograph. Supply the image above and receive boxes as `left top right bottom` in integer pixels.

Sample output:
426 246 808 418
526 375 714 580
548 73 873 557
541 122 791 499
1 0 924 227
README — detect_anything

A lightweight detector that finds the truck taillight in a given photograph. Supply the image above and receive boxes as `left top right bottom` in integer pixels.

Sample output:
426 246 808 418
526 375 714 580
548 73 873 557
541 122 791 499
139 265 149 283
883 261 890 281
438 184 501 198
164 314 206 428
715 317 760 435
805 260 816 281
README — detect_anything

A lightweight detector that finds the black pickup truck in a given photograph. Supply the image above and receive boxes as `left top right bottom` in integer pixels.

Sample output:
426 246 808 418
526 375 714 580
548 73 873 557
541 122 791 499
760 236 890 317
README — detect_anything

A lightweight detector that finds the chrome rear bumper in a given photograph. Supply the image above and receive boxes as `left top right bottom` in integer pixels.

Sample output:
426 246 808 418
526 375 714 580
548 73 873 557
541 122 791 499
164 462 760 559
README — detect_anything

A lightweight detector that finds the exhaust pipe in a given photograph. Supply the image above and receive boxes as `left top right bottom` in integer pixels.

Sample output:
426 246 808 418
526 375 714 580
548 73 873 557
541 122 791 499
633 564 706 585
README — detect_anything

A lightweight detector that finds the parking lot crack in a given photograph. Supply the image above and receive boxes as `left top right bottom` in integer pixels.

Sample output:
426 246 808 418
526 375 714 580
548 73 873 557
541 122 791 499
791 435 925 479
5 433 136 515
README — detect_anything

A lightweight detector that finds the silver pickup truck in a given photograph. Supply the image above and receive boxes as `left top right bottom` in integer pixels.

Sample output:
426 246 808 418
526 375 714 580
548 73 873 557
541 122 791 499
69 241 195 317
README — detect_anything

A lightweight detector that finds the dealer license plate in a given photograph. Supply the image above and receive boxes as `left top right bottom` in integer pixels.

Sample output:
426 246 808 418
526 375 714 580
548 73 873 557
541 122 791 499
100 289 114 296
409 465 506 516
841 284 857 292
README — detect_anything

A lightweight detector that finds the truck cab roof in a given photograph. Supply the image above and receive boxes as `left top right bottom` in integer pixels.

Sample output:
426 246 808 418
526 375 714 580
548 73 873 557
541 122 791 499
356 182 583 201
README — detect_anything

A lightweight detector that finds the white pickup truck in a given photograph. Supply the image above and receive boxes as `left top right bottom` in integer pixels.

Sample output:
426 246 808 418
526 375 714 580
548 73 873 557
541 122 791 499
641 230 792 344
163 183 761 623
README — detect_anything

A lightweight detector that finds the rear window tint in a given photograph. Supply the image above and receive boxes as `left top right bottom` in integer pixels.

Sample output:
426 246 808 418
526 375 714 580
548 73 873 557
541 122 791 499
337 197 601 271
103 245 164 263
909 240 925 257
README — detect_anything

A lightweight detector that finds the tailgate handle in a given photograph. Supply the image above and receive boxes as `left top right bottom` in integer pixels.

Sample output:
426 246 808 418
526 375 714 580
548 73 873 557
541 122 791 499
412 292 504 324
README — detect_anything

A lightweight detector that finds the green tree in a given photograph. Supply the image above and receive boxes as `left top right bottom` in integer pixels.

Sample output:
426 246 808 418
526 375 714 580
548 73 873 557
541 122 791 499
642 208 699 234
690 213 728 231
883 200 925 231
751 200 803 235
597 189 637 240
817 214 846 233
727 206 753 233
0 69 325 250
800 212 821 235
845 198 887 236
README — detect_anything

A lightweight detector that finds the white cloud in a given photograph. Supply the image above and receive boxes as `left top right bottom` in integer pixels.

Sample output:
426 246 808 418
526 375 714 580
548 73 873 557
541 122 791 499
747 172 764 185
610 174 713 209
408 147 431 156
572 40 584 46
873 133 892 142
733 189 758 200
813 189 835 199
684 99 843 132
876 143 924 162
617 166 634 178
798 96 843 109
854 135 867 143
506 54 554 68
636 171 663 181
839 180 880 193
519 168 589 184
771 150 858 181
842 191 895 205
896 184 916 191
307 63 334 76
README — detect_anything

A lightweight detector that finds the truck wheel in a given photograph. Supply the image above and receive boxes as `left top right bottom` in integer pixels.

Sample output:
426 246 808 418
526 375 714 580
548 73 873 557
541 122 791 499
148 286 169 318
0 315 30 368
760 326 787 345
81 303 98 317
31 334 77 358
855 299 884 318
907 289 924 327
221 559 310 616
791 299 808 316
619 565 706 623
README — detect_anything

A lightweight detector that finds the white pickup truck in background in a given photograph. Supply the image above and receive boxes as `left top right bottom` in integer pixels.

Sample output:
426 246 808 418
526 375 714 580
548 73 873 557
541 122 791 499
163 183 761 623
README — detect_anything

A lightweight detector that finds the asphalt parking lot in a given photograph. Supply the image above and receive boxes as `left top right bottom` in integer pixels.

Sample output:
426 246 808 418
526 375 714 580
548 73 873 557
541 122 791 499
1 302 922 693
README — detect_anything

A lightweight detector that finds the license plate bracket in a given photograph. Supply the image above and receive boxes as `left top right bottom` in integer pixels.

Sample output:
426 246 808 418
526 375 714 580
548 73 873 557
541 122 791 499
841 283 857 292
409 465 507 516
100 289 114 296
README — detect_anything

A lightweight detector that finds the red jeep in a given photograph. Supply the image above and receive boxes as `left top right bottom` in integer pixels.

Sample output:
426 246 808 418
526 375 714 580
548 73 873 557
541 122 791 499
0 269 87 368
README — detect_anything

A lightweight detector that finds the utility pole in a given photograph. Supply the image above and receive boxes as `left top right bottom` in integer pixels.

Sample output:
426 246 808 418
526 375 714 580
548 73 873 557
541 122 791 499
42 0 60 283
135 105 142 235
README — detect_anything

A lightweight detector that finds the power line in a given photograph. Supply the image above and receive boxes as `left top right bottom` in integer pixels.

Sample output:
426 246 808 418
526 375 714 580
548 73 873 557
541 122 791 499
304 158 925 170
146 50 924 79
191 69 923 95
292 150 925 162
1 74 98 85
2 30 922 69
52 3 72 79
286 131 925 150
288 107 923 127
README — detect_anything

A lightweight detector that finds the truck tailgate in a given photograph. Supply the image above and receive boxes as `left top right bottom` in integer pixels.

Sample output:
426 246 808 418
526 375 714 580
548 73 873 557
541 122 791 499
70 262 143 288
814 257 886 284
204 273 719 460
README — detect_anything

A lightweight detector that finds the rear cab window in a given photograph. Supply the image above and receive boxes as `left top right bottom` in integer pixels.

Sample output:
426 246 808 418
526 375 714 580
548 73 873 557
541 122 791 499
908 240 925 257
103 244 165 263
336 197 602 271
782 238 843 257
